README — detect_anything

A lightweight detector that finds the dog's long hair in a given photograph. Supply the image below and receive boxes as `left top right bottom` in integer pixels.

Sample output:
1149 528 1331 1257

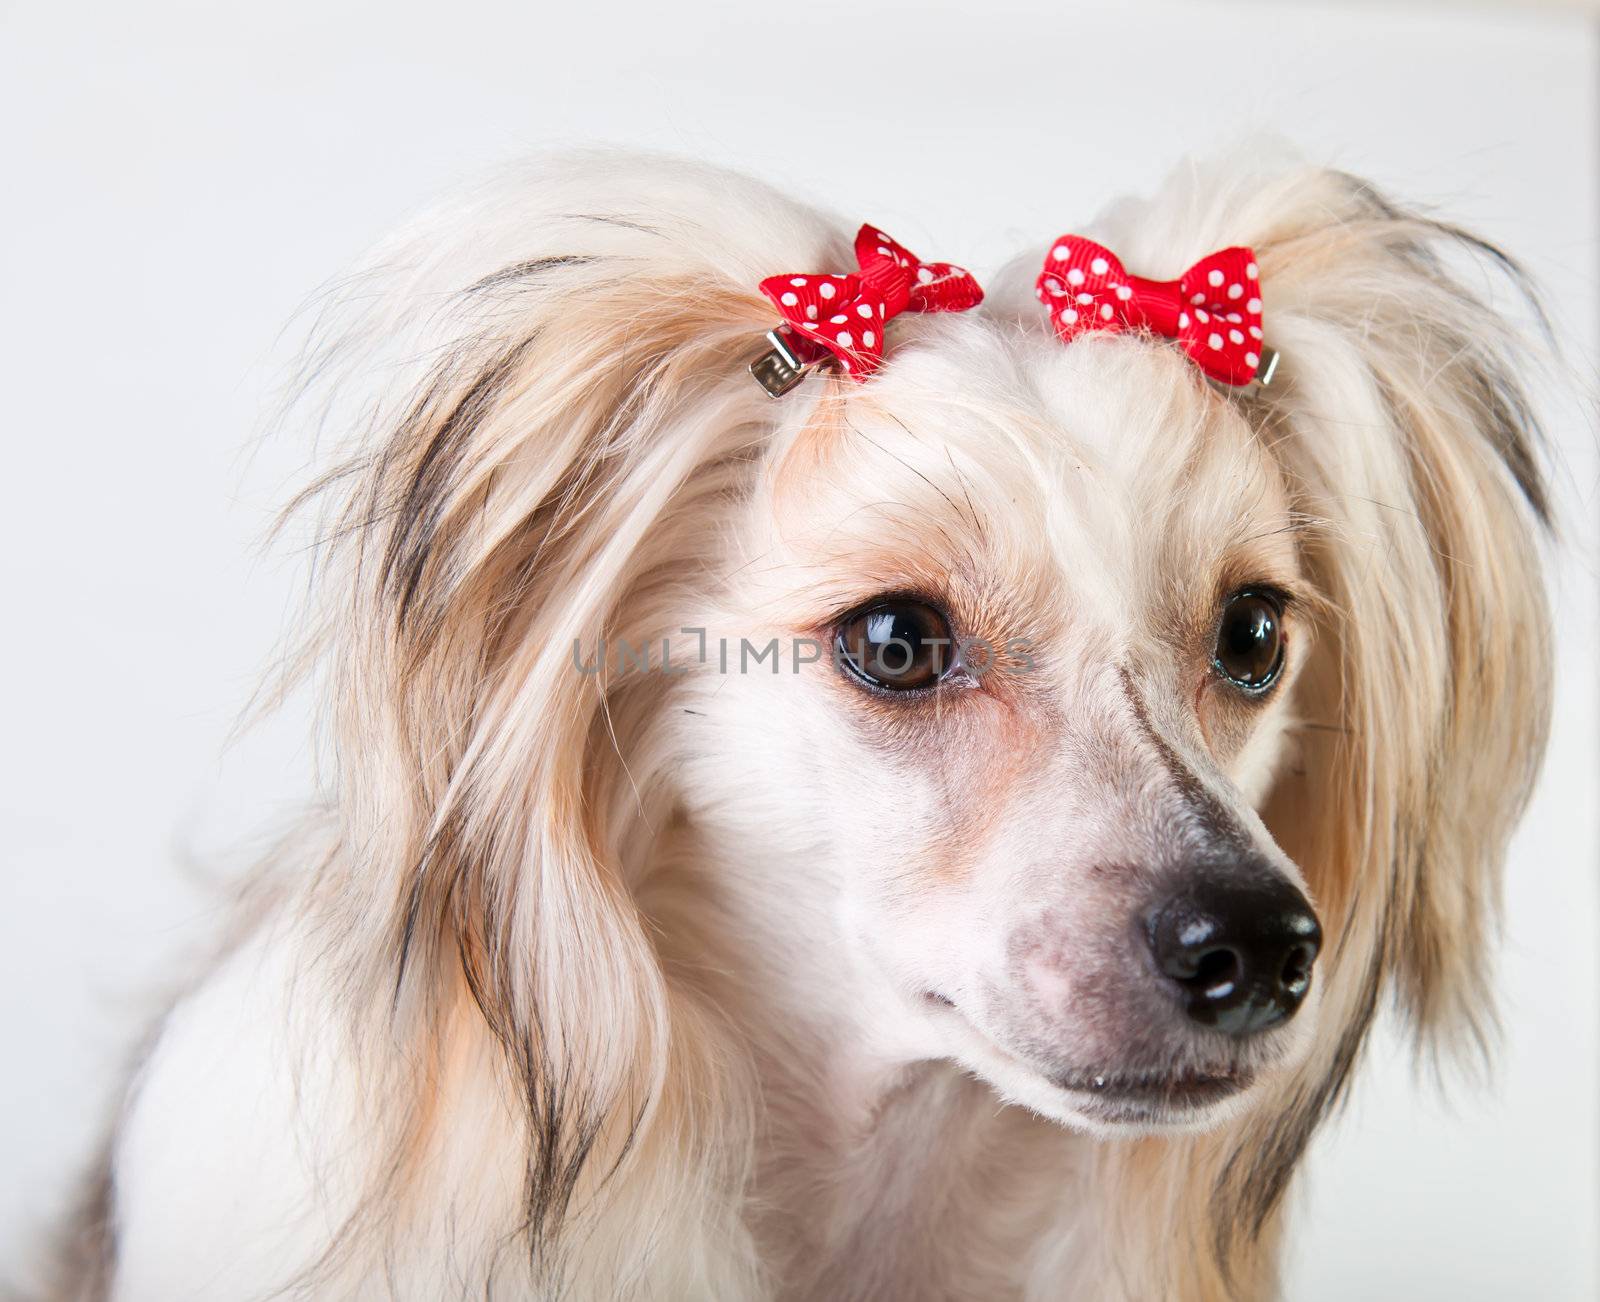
59 152 1550 1301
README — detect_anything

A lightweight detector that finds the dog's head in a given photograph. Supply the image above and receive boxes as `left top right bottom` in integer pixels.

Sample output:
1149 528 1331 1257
298 152 1550 1290
679 327 1324 1135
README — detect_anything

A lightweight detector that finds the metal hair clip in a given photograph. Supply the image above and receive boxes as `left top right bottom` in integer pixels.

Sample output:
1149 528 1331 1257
1213 346 1279 396
749 328 816 398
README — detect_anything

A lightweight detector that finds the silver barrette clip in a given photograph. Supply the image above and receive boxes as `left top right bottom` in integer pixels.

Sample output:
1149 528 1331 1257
749 327 820 398
749 329 808 397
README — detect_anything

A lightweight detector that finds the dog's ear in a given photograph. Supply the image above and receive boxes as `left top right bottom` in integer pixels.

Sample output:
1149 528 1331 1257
284 153 836 1284
1240 169 1552 1057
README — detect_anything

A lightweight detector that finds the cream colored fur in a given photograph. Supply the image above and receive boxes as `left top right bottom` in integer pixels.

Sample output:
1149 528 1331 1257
58 151 1550 1302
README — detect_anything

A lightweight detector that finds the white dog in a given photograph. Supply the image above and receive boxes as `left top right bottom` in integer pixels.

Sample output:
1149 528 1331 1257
50 151 1551 1301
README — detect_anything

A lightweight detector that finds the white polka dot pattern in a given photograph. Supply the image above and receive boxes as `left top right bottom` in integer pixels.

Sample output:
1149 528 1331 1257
1032 235 1266 386
759 224 984 381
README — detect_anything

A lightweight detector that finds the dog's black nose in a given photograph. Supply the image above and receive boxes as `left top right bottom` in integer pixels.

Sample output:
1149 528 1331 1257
1145 872 1321 1036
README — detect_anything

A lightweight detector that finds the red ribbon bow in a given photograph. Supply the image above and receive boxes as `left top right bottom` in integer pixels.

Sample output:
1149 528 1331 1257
1035 236 1265 386
759 225 983 381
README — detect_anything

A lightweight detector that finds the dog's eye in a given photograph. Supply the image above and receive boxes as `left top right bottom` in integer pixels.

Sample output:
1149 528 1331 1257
1214 591 1285 692
837 600 953 692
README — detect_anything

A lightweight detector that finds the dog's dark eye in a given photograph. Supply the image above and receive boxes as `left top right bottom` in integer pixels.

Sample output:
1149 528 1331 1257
837 600 953 692
1214 591 1285 691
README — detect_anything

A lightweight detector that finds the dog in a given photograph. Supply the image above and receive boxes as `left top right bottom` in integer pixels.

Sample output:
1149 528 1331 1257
51 150 1551 1300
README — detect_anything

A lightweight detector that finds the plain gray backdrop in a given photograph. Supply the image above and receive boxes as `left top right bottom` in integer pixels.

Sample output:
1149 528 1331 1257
2 1 1596 1296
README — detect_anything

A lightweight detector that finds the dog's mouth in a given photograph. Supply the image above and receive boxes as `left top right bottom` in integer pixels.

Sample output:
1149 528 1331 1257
924 991 1257 1125
1051 1067 1254 1120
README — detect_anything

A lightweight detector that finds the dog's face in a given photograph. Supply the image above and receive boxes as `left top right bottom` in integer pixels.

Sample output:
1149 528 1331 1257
681 321 1322 1134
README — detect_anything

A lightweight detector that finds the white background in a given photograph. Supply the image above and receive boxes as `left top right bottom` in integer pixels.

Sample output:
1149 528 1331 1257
2 1 1596 1296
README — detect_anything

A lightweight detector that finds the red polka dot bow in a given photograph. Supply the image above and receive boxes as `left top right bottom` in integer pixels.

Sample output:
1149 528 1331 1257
1035 236 1265 386
752 225 983 392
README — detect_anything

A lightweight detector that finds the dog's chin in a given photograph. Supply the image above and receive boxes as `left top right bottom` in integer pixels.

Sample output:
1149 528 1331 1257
928 999 1274 1138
